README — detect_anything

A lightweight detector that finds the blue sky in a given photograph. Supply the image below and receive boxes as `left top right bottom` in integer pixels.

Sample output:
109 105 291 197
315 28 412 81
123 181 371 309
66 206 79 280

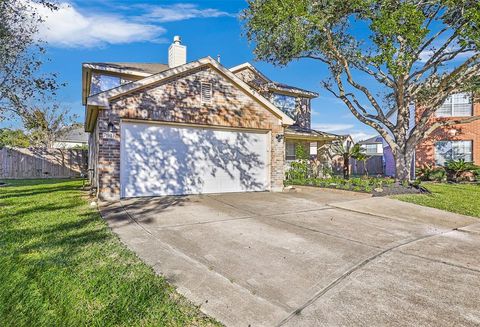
6 0 377 140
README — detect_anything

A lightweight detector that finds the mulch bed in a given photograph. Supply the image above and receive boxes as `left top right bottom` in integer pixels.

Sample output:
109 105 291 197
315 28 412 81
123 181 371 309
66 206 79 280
371 183 428 197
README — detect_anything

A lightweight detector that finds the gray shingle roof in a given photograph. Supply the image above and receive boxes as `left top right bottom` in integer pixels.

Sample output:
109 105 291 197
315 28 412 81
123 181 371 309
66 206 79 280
57 127 88 143
86 62 170 75
267 82 319 98
285 125 338 138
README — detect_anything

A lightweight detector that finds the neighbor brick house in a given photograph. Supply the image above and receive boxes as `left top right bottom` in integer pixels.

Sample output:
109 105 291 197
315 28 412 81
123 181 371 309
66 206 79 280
415 92 480 168
83 36 336 200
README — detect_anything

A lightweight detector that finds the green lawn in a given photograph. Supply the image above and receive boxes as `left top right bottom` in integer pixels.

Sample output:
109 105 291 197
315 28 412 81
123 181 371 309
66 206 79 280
0 179 220 327
395 182 480 218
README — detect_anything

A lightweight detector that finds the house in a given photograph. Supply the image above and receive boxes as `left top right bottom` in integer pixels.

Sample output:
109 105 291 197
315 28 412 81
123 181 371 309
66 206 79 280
415 92 479 168
354 136 395 176
53 126 89 149
83 36 336 200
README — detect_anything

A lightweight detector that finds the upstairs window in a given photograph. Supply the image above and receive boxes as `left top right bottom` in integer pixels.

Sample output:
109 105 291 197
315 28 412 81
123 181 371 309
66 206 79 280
272 93 297 118
363 144 382 155
201 82 212 103
90 73 122 95
436 92 472 117
435 140 473 166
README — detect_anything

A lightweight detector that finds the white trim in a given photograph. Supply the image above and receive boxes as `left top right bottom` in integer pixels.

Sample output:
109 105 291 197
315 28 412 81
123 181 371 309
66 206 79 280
229 62 271 82
82 63 152 78
87 57 295 125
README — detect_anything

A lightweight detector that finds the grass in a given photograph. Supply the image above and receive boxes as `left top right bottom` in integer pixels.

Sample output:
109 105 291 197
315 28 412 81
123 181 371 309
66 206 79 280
0 179 220 327
395 182 480 218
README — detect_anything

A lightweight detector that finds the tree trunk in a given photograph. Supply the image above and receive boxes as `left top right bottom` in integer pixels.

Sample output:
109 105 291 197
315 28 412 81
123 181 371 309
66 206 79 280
343 154 350 179
394 148 413 182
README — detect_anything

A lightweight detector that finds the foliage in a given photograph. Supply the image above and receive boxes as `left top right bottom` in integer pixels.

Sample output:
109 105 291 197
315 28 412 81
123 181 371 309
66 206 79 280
286 144 310 179
445 159 479 182
285 176 395 193
0 179 220 326
0 128 30 148
396 183 480 218
331 140 363 179
0 0 63 122
416 165 446 182
242 0 480 182
23 106 78 147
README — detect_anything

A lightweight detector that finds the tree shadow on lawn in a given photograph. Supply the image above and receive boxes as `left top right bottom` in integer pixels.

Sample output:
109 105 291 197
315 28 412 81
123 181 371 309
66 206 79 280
1 180 217 326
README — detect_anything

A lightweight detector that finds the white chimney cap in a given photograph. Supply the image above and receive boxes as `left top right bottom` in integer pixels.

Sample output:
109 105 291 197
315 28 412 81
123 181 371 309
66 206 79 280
173 35 181 44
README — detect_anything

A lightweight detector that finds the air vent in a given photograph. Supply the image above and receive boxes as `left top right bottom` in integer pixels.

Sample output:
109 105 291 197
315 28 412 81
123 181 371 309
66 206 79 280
201 82 212 103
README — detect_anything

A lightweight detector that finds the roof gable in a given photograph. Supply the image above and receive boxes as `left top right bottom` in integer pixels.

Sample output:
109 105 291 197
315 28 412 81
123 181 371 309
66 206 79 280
85 57 295 131
230 63 318 98
230 63 271 84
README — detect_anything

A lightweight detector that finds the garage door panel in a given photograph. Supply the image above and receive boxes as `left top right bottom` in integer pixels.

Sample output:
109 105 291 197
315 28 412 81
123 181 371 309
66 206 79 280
120 122 269 197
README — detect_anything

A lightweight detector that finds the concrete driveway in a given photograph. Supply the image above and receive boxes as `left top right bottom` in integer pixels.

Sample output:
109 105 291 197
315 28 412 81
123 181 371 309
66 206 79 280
100 187 480 327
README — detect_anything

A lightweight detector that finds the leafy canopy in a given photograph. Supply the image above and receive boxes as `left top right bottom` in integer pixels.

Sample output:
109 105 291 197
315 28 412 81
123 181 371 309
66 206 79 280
243 0 480 181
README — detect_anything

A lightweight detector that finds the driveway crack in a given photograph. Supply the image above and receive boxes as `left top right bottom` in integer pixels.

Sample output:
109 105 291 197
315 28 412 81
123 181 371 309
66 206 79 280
275 229 454 327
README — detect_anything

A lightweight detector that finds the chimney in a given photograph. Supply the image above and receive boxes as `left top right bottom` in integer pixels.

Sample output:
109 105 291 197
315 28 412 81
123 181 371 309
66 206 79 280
168 36 186 68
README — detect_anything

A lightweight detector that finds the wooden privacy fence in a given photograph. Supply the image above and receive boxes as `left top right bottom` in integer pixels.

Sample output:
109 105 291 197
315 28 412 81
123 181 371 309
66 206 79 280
351 156 384 176
0 147 88 179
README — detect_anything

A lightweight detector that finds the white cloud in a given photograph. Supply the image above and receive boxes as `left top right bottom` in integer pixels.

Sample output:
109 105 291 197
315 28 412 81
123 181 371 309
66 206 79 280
30 2 234 48
418 48 474 63
33 2 165 47
312 123 354 132
139 3 236 23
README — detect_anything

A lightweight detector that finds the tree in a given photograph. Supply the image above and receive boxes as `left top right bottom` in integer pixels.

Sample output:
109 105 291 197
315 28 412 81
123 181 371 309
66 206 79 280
331 141 362 179
22 105 77 148
242 0 480 181
0 0 60 121
0 129 30 148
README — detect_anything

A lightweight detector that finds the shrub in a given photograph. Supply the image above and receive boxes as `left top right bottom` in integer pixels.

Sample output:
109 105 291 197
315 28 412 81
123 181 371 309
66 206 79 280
416 165 446 182
429 168 446 182
445 159 479 182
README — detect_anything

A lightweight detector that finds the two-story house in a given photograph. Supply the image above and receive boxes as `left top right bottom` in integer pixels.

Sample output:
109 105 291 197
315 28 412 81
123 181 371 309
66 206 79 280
416 92 479 168
83 36 336 200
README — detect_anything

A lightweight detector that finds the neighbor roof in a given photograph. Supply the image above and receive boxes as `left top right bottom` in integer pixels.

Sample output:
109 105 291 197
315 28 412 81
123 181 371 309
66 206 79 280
358 135 383 144
57 126 88 143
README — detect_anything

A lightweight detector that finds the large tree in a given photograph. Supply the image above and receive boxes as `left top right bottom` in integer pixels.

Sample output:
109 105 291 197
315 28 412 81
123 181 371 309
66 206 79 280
242 0 480 181
0 0 60 122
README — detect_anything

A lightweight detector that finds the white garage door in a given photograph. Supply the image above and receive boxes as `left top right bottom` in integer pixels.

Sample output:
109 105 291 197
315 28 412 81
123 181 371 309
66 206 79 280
120 122 270 197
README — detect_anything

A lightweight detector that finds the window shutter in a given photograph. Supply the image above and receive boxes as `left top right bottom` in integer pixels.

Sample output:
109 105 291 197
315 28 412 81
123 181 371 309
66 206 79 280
201 82 212 103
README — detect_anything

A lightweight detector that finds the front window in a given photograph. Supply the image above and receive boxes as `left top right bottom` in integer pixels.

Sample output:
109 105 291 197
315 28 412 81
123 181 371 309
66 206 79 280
272 93 297 118
309 142 317 156
436 92 472 117
435 140 473 166
286 142 296 160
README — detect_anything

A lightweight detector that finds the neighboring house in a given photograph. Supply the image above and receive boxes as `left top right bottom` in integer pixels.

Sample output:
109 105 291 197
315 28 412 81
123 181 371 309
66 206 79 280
355 136 395 176
83 36 336 200
53 126 89 149
415 92 479 168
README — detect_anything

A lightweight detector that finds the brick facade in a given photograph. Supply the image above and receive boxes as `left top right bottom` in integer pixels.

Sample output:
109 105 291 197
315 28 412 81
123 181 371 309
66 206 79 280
415 99 480 167
233 67 312 129
94 66 285 200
